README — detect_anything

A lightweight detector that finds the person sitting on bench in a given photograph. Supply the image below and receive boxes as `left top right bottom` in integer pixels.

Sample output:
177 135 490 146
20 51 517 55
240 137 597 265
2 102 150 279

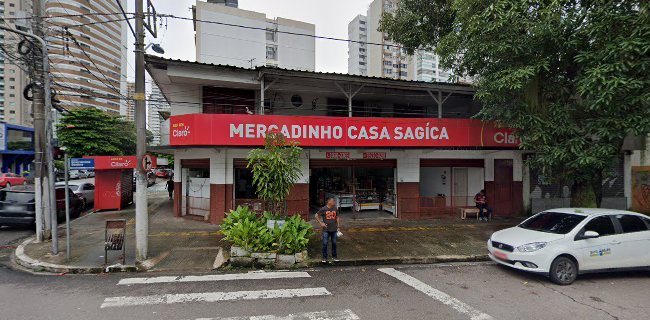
474 189 493 222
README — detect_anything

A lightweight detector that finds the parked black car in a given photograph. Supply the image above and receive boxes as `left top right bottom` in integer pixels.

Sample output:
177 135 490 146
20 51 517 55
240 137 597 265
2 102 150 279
0 185 84 227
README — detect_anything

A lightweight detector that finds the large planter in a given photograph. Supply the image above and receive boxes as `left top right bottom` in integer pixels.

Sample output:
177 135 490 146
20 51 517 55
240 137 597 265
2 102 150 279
229 246 308 268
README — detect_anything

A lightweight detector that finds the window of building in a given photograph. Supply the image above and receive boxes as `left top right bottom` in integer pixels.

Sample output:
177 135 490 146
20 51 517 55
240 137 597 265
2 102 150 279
383 60 391 66
9 94 14 97
400 71 408 77
384 68 392 74
9 69 15 73
9 110 15 114
359 48 365 53
401 63 407 68
265 29 276 42
359 27 366 32
266 45 278 60
359 62 366 65
9 86 14 89
359 55 365 60
616 215 648 233
359 20 366 25
583 216 616 237
393 64 399 68
9 3 15 7
9 77 14 81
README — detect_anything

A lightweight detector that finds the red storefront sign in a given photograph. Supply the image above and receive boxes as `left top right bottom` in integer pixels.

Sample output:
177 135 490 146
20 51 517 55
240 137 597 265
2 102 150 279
87 156 137 170
326 152 351 160
363 152 386 160
170 114 519 148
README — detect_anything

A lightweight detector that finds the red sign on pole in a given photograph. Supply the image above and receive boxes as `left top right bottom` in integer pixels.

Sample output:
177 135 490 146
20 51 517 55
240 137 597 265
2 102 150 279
170 114 520 148
326 152 351 160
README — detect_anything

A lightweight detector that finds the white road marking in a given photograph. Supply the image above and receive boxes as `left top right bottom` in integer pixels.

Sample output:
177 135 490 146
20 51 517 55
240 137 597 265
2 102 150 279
378 268 494 320
192 309 360 320
100 287 331 308
118 271 311 285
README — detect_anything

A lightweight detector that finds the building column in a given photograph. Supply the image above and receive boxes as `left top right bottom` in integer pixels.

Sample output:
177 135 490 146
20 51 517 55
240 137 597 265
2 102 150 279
287 153 310 220
483 155 495 211
396 153 420 219
512 153 524 215
173 152 182 217
209 150 228 224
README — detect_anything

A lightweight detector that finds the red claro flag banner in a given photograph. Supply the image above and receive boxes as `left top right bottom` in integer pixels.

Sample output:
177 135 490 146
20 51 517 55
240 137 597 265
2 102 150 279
169 114 520 148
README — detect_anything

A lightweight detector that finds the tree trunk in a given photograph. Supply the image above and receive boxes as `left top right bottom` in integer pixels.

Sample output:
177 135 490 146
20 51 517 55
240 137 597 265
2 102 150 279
570 180 598 208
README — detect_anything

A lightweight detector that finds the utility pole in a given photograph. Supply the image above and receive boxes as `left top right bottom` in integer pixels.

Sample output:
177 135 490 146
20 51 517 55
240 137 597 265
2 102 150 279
30 0 56 246
134 0 149 261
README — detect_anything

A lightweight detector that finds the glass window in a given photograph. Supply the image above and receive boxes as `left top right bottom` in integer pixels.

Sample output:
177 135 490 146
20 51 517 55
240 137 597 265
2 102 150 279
0 191 35 203
519 212 587 234
583 216 616 236
615 215 648 233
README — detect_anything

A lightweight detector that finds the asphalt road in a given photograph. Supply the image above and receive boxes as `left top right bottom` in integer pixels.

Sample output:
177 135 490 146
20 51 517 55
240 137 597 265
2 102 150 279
0 260 647 320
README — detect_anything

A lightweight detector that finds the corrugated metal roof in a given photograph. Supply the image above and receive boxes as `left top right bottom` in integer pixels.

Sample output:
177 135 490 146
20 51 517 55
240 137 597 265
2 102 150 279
144 54 474 90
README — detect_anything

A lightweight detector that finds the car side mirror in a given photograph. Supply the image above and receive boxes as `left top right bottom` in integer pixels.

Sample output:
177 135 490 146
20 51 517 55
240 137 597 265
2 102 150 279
583 230 600 239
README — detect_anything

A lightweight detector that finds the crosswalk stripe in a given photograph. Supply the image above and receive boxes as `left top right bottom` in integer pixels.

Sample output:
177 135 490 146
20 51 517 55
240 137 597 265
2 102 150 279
117 271 311 285
100 287 331 308
378 268 494 320
192 309 360 320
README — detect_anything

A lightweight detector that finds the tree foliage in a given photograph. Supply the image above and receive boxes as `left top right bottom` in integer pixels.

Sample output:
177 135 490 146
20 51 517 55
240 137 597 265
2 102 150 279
380 0 650 206
247 132 303 215
57 108 152 158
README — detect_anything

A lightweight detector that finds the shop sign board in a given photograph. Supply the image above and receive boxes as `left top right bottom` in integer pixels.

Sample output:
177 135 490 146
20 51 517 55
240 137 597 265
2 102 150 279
363 152 386 160
326 152 350 160
170 114 520 148
69 158 95 170
85 156 137 170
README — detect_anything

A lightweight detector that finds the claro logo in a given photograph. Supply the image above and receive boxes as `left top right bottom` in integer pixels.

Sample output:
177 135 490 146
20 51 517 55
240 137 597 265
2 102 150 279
493 132 518 145
173 126 191 137
111 160 131 167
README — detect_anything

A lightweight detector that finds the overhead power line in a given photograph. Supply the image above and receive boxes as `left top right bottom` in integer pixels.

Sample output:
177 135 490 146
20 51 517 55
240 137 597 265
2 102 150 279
160 13 413 50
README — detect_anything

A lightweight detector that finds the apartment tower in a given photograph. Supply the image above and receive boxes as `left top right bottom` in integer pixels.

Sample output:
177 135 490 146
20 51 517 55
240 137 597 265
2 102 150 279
45 0 128 114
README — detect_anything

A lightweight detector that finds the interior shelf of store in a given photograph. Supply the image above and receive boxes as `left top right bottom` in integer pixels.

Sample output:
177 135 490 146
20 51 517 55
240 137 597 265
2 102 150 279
325 191 354 209
382 191 395 213
354 189 381 211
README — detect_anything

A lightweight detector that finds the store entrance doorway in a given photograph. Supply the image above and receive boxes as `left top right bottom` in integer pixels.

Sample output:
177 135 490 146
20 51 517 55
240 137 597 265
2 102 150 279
309 159 397 220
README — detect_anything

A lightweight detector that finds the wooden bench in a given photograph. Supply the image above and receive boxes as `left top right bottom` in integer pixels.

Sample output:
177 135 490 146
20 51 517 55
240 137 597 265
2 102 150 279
460 207 481 220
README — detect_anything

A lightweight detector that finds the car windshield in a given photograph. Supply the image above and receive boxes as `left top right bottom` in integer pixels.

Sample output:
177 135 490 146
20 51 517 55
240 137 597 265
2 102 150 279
519 212 586 234
0 191 35 203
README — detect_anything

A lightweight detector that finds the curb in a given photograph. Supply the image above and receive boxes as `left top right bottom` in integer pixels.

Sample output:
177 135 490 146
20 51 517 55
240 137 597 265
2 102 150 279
12 197 173 274
304 254 490 267
13 238 137 274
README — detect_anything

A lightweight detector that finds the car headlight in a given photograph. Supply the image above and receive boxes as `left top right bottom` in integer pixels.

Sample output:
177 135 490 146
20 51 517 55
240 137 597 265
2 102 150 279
516 242 547 252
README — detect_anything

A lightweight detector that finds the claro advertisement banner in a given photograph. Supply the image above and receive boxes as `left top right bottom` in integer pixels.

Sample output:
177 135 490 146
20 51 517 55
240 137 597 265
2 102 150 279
170 114 520 148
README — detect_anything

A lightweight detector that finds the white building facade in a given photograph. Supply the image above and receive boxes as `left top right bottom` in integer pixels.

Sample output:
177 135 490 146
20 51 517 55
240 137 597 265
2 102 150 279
147 84 170 146
347 14 368 76
354 0 454 83
193 0 315 71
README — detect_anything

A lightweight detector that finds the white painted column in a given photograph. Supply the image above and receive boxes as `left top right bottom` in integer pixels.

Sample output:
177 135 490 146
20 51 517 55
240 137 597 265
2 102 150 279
173 152 181 183
210 150 227 185
484 155 495 182
298 151 310 184
397 152 420 183
522 160 531 214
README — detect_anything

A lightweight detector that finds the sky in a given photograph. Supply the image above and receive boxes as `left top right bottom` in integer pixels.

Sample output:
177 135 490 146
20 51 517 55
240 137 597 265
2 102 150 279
127 0 372 81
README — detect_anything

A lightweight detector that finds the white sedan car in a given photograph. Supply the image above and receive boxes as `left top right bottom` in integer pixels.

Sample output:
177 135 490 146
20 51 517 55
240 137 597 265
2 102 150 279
488 208 650 285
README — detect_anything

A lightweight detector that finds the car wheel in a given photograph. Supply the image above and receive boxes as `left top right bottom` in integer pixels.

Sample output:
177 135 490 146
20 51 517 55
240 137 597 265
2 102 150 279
81 198 87 210
550 256 578 285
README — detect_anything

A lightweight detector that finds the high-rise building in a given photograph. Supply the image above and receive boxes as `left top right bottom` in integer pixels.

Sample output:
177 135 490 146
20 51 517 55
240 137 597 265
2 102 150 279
353 0 455 83
0 0 33 126
193 0 315 70
125 82 135 122
45 0 128 114
347 14 367 76
147 84 170 146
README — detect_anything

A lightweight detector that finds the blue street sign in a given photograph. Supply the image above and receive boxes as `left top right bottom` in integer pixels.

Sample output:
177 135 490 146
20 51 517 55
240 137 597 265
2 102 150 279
69 158 95 170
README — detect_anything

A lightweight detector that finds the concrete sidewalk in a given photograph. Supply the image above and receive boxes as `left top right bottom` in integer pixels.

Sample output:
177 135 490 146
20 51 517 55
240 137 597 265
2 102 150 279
14 188 521 273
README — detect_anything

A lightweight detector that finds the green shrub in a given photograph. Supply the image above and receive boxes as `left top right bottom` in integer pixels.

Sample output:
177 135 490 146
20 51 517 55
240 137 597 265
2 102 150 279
221 206 313 254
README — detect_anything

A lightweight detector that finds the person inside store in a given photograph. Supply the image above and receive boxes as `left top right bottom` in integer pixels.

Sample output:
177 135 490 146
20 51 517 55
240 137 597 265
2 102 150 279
315 197 340 263
166 177 175 199
474 189 493 222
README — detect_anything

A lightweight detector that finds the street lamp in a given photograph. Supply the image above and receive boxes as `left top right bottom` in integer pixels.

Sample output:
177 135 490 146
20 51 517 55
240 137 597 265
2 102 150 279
144 43 165 54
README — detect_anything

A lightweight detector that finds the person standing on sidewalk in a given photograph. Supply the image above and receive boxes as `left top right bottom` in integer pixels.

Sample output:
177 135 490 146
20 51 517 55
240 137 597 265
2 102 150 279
315 197 340 263
166 177 175 199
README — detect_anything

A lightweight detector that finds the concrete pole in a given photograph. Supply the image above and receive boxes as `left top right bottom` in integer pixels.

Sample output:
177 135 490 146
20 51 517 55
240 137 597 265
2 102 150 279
134 0 149 261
